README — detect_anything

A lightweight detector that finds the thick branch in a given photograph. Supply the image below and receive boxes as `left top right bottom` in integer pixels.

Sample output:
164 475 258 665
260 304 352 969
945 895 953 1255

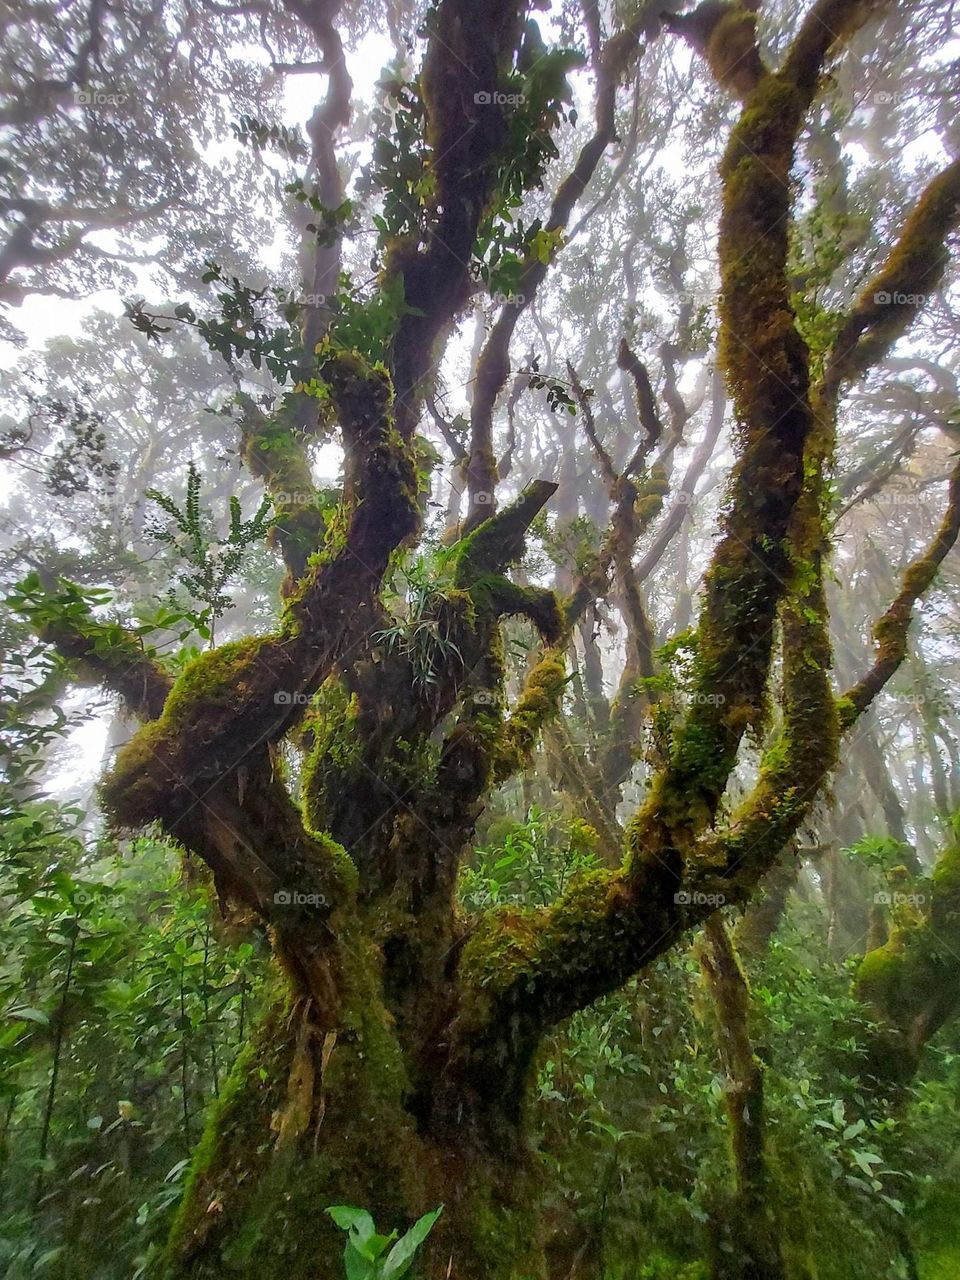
446 0 911 1079
17 586 173 722
98 353 418 858
237 394 328 593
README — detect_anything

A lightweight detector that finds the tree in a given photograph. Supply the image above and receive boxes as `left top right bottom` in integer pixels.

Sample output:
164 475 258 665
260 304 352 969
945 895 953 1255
10 0 960 1277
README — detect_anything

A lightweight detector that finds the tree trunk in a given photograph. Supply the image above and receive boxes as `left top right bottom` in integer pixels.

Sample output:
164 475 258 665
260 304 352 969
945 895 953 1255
700 920 786 1280
162 950 547 1280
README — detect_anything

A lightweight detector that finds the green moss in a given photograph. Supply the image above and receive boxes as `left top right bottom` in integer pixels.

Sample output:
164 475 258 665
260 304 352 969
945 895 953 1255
457 906 543 1015
914 1183 960 1279
99 635 280 829
301 689 363 834
453 483 555 583
705 7 763 96
162 943 434 1280
165 637 275 721
931 833 960 933
162 987 293 1273
633 467 671 524
99 717 175 828
313 830 360 901
854 830 960 1061
494 650 567 782
241 413 330 588
466 575 562 642
459 1168 545 1279
855 941 905 1014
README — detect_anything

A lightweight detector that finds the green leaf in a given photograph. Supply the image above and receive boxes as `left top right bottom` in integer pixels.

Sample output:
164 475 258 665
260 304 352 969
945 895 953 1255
851 1149 883 1178
327 1205 376 1238
8 1006 50 1025
382 1206 443 1279
343 1240 373 1280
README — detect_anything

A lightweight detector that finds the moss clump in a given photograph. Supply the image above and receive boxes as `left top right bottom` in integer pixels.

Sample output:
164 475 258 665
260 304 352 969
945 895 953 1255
494 649 567 782
466 574 562 643
634 467 670 518
855 940 912 1021
853 829 960 1063
705 6 765 96
455 869 633 1053
532 868 618 957
99 635 283 829
163 636 276 722
456 906 543 1017
99 717 175 829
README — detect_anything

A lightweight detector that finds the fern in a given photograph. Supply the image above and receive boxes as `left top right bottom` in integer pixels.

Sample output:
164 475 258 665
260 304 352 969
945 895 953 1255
145 462 272 644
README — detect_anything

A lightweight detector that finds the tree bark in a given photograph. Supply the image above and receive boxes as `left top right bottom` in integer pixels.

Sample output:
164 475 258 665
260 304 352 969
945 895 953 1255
163 954 547 1280
700 920 785 1280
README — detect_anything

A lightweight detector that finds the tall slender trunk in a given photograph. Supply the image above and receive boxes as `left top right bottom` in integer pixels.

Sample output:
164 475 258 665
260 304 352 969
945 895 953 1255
699 919 787 1280
202 922 219 1098
34 922 78 1209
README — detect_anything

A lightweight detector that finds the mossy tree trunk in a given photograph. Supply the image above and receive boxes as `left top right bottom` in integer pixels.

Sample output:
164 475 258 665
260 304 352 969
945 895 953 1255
855 820 960 1097
163 956 547 1280
18 2 960 1278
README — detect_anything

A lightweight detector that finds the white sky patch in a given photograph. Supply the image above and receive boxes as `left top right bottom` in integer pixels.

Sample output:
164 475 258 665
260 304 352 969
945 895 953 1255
43 695 111 803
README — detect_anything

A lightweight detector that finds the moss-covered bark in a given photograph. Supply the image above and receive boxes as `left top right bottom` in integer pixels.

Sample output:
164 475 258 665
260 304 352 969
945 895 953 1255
854 826 960 1093
162 960 548 1280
